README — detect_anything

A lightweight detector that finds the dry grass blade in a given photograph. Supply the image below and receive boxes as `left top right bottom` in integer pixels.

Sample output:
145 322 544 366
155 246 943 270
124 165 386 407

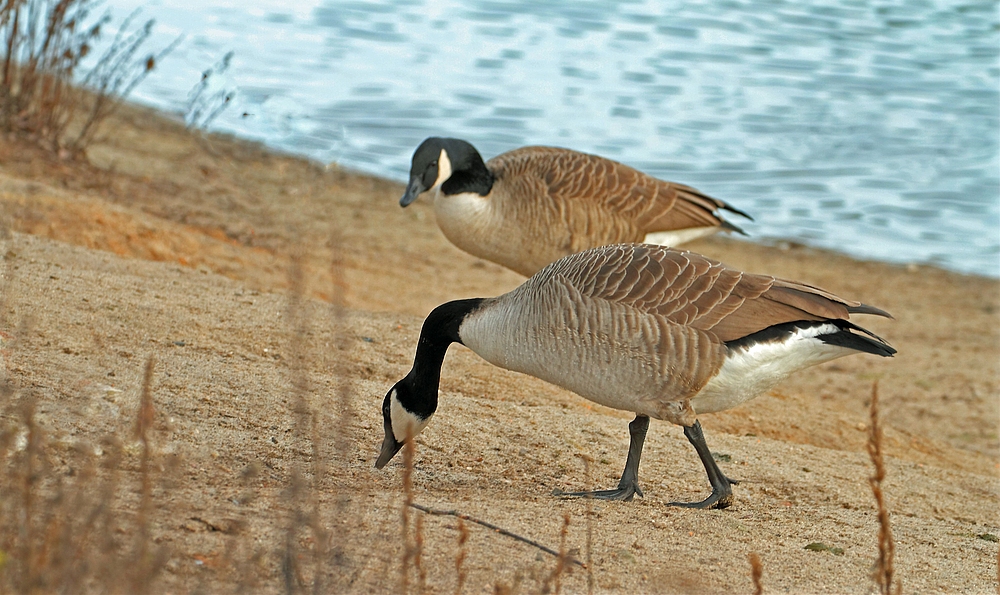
867 381 901 595
748 551 763 595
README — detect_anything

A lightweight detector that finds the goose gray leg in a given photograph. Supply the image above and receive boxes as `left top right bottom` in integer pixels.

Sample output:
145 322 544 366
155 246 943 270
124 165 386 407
668 420 735 510
554 414 649 501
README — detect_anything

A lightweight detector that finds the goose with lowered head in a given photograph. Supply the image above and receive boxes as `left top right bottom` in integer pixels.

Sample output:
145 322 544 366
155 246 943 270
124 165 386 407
375 243 894 509
400 137 752 276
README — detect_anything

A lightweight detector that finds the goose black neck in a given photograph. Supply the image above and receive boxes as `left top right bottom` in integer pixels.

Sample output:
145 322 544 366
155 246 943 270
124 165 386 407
401 298 485 413
440 142 494 196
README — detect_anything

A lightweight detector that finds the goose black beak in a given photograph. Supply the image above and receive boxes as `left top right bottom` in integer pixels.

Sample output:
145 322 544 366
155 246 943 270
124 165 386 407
399 177 425 207
375 422 403 469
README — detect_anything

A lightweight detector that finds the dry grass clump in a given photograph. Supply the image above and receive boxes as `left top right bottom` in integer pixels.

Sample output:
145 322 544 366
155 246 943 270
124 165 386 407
0 353 169 593
184 50 235 131
0 0 175 157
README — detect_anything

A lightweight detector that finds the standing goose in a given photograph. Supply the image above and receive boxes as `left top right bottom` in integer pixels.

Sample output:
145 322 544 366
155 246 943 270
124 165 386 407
375 244 895 509
400 137 752 276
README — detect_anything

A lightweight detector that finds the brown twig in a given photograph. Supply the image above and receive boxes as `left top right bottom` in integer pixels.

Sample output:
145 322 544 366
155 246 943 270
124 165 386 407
408 503 585 568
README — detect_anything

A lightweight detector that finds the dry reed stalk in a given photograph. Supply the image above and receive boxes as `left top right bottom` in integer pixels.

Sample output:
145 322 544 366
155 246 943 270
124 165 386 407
414 512 427 594
582 455 594 595
281 248 313 594
280 461 308 590
400 435 416 594
867 382 901 595
224 458 264 592
94 434 124 590
19 397 41 591
308 410 329 595
328 231 356 588
454 518 469 595
541 513 571 595
748 551 763 595
130 355 156 594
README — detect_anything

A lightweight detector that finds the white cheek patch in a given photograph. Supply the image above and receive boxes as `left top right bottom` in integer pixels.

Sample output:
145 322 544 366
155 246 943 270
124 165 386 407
390 390 432 443
431 149 453 191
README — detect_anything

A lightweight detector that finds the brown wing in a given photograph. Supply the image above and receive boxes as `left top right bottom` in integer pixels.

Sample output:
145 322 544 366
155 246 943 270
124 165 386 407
543 243 890 342
487 147 745 242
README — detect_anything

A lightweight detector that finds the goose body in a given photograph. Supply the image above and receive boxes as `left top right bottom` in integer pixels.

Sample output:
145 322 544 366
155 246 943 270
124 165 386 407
376 244 895 508
401 138 751 276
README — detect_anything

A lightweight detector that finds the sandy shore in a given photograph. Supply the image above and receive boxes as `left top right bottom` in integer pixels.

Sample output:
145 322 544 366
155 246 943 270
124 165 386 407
0 103 997 593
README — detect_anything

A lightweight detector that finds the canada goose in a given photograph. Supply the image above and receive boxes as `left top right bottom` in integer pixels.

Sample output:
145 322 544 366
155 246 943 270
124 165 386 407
400 137 752 276
375 244 895 509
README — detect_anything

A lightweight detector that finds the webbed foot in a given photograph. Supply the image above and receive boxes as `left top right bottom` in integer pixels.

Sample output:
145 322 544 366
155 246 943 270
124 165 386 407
553 481 644 501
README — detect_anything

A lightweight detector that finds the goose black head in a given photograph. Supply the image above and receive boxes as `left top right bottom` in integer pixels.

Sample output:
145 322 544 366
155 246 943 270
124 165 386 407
374 298 485 469
400 137 491 206
374 380 435 469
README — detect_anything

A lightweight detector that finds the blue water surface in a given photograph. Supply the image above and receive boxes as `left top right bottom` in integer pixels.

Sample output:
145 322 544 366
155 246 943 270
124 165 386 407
99 0 1000 277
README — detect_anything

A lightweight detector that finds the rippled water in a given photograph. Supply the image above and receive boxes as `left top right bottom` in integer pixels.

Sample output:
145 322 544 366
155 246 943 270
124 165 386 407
103 0 1000 276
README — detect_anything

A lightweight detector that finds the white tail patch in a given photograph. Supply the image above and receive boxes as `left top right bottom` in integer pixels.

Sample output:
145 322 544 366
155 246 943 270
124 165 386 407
389 389 432 442
692 323 853 414
644 227 719 247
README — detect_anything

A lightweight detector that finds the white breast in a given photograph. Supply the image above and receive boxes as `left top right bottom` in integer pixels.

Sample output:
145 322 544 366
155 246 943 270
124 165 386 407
434 191 496 256
691 324 853 414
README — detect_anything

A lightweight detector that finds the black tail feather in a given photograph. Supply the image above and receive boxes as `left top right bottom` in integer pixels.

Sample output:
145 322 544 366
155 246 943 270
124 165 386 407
847 303 894 319
719 218 749 236
721 202 754 221
818 322 896 357
726 319 896 357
